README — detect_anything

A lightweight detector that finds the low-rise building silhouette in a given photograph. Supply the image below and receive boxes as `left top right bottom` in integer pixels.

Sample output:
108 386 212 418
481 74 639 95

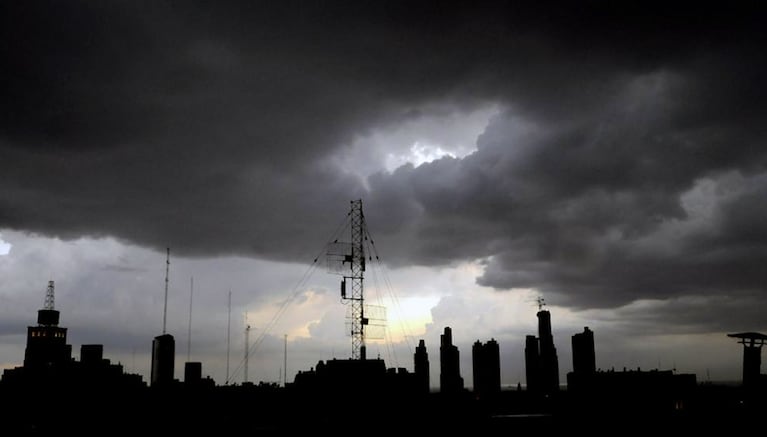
185 361 202 383
292 357 417 395
569 367 697 413
566 327 697 413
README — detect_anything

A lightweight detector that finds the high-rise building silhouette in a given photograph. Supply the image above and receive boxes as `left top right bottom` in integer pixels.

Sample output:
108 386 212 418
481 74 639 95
524 335 539 393
567 327 596 392
537 308 560 393
472 338 500 398
572 327 596 375
440 327 464 393
24 281 72 369
472 341 482 395
525 306 560 395
414 339 430 394
151 333 175 386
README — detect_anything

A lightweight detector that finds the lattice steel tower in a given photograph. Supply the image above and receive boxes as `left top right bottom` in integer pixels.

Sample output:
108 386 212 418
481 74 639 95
348 200 368 359
339 199 368 360
44 280 55 310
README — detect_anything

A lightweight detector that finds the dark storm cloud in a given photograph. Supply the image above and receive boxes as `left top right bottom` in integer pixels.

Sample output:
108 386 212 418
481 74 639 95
1 2 766 318
366 71 767 313
589 293 767 337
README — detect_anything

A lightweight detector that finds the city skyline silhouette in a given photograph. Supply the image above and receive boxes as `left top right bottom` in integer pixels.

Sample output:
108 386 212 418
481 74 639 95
3 278 763 390
1 280 764 433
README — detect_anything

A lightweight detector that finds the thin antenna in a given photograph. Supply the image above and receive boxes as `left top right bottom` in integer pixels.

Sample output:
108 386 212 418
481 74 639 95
283 334 288 387
187 276 193 362
162 248 170 335
244 313 250 384
226 290 231 384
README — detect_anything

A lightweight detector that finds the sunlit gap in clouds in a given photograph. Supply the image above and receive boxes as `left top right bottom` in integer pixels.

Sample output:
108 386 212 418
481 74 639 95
383 105 499 172
340 104 500 182
385 141 463 171
367 295 440 344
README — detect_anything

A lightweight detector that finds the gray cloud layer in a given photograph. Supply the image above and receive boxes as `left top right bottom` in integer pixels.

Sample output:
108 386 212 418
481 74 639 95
1 2 766 318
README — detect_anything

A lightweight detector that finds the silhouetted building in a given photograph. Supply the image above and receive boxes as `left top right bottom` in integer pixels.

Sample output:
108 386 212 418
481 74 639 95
525 335 539 393
440 327 464 393
569 367 697 414
76 344 144 389
567 327 597 392
151 333 175 386
727 332 766 390
185 361 202 384
291 357 423 427
537 309 559 393
472 341 482 395
572 327 596 375
293 357 415 394
414 339 430 393
1 283 146 396
472 338 500 398
525 309 560 395
24 282 72 369
80 344 104 365
566 328 697 414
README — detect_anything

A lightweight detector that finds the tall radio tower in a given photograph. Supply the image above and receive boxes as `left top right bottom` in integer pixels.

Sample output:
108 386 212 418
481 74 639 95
329 199 368 360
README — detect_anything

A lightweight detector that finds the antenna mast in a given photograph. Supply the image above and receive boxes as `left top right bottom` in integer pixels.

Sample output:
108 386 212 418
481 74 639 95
187 276 193 362
162 248 170 335
283 334 288 387
244 313 250 383
226 290 231 384
44 280 55 310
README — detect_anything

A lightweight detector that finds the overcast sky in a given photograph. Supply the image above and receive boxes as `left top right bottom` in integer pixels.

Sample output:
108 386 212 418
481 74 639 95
1 2 765 387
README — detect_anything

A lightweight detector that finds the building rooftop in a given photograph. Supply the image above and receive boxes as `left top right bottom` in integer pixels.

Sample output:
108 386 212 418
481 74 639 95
727 332 767 341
